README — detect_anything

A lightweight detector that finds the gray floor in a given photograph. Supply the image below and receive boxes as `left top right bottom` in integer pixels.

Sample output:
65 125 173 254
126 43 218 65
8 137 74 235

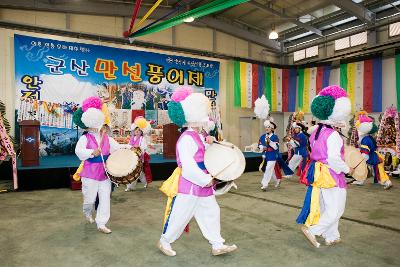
1 172 399 267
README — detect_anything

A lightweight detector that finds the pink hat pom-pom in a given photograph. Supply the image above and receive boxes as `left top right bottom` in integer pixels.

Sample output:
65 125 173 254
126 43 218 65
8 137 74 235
171 86 193 102
82 96 103 112
359 114 373 123
319 85 347 99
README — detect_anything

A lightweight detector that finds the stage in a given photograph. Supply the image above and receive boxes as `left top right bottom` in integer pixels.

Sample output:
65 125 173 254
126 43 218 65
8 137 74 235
13 152 263 190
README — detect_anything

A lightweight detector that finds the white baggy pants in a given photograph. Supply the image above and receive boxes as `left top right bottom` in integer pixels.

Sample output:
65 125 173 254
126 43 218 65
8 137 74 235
309 187 347 242
161 193 225 248
288 154 303 172
261 161 278 187
81 177 111 228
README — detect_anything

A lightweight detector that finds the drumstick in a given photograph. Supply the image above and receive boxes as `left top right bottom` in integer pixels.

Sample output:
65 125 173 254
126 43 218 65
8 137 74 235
213 141 234 149
211 160 235 181
353 158 365 169
346 159 365 184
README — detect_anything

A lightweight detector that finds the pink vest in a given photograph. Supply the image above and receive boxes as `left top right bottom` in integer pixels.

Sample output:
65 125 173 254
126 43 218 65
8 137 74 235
309 126 347 188
129 135 142 147
176 130 214 197
80 133 110 181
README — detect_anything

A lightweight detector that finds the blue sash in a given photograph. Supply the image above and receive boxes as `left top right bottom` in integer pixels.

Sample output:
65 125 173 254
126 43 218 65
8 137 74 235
87 154 109 163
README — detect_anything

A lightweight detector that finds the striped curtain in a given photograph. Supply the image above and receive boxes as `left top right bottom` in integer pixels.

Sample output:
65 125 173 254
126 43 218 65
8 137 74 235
233 61 296 111
297 66 330 112
340 57 383 112
396 54 400 109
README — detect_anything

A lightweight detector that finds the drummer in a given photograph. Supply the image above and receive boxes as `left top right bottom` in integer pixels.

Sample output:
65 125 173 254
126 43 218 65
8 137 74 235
73 96 130 234
158 86 237 257
125 116 153 191
296 85 354 248
352 112 392 189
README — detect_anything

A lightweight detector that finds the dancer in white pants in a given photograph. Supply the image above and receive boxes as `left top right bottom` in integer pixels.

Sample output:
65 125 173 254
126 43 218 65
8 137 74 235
158 87 237 257
285 122 309 177
73 96 129 234
296 85 354 248
258 118 281 190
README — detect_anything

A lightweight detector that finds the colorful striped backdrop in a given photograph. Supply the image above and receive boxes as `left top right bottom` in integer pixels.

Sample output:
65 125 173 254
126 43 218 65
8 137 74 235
233 61 297 112
297 66 331 112
340 57 382 112
396 54 400 109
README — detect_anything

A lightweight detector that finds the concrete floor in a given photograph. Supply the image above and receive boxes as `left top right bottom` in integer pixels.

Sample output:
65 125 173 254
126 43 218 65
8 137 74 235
1 172 399 267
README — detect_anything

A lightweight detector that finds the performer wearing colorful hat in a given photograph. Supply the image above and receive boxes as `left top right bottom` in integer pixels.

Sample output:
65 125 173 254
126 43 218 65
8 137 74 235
285 122 309 177
296 85 354 248
74 96 129 234
352 112 392 189
125 116 153 191
254 96 293 191
158 87 237 257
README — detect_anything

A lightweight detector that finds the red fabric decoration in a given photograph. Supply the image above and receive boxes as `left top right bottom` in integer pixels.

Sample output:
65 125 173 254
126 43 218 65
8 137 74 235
132 109 145 122
299 161 311 185
316 67 324 95
252 64 258 107
143 152 153 183
274 163 283 180
363 59 373 113
282 69 289 112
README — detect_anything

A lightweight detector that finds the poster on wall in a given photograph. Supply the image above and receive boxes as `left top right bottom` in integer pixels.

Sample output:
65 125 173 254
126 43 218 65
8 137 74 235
14 34 220 155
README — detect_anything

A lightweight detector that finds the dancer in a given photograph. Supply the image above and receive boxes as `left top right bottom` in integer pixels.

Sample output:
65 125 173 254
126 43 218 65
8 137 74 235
352 112 392 189
73 96 128 234
125 116 153 191
285 122 309 176
254 95 293 191
158 87 237 257
296 85 354 248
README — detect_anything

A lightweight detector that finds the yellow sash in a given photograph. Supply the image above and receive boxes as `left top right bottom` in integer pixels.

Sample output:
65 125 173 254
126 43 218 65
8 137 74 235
160 167 181 226
376 152 390 184
305 162 337 226
72 161 84 181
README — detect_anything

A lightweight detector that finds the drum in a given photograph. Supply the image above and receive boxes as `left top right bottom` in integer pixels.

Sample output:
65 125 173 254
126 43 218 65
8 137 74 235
106 148 143 185
205 141 246 195
344 145 368 181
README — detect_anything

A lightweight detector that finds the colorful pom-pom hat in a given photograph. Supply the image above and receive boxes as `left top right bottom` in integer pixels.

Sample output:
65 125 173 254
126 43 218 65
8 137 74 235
310 85 351 125
167 86 211 127
355 111 378 135
72 96 110 129
131 116 152 134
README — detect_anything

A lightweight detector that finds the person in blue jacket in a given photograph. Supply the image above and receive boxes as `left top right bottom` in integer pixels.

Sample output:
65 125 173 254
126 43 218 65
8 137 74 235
352 112 392 189
258 118 293 190
285 122 309 177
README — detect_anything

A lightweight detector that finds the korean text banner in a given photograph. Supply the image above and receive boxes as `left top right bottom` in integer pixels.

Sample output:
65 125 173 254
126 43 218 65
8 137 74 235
14 34 220 155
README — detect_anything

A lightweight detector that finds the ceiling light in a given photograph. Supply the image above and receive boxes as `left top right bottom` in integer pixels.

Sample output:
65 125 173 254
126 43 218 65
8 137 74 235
183 17 195 23
269 30 278 40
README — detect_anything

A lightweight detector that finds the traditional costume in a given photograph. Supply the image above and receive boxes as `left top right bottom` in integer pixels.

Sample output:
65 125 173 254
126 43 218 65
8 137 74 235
254 96 293 191
73 96 129 234
287 122 309 176
352 112 392 189
158 87 237 257
125 116 153 191
296 85 352 248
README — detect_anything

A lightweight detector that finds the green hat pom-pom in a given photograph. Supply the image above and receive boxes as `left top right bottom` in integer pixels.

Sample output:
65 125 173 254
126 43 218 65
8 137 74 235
310 96 335 120
167 101 186 127
72 107 88 129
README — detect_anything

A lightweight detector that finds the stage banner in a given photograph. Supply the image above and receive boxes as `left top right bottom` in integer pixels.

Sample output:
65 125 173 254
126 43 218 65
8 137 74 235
14 34 220 155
